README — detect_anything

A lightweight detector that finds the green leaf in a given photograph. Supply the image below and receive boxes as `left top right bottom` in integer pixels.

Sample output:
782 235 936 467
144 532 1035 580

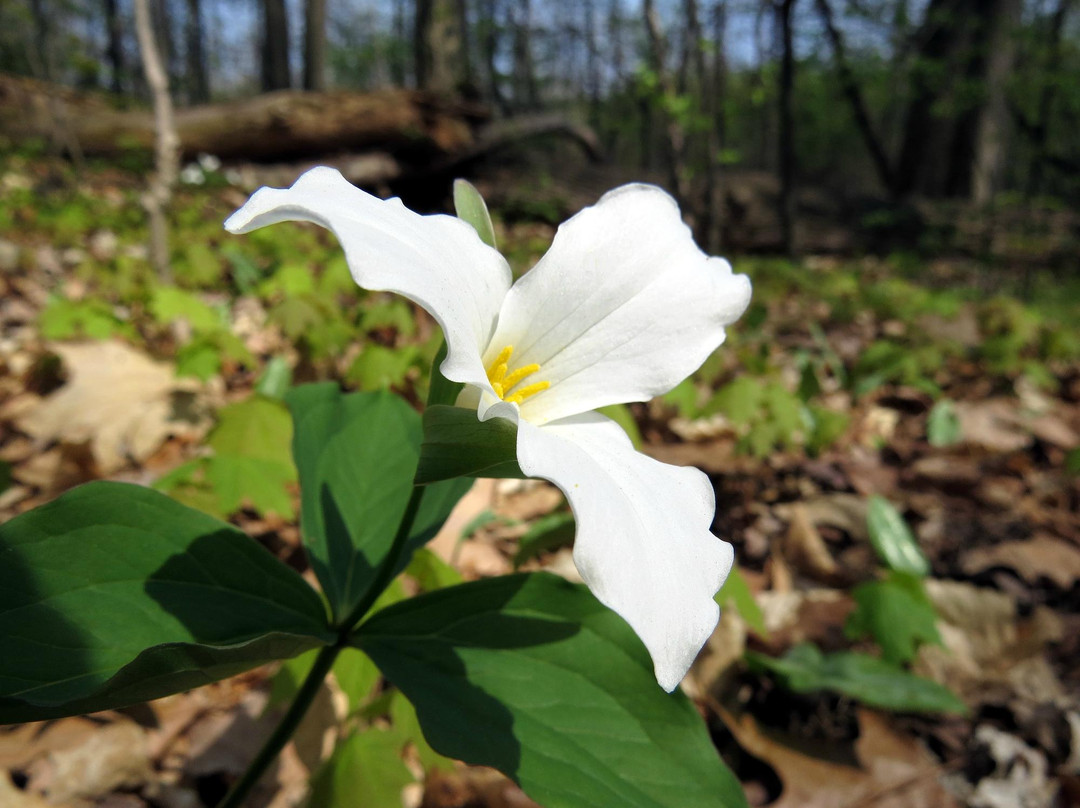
715 567 767 637
866 496 931 577
256 355 293 400
345 344 418 391
453 179 497 249
333 647 382 713
0 482 332 723
845 572 941 664
356 573 747 808
513 511 575 567
149 287 223 332
286 384 468 623
662 378 701 417
927 399 962 447
405 547 464 592
417 405 525 484
38 297 133 341
308 727 415 807
746 643 966 715
703 376 762 425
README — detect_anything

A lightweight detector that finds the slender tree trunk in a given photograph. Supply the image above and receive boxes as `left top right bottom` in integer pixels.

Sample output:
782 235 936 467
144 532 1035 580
510 0 538 109
185 0 209 102
584 0 601 125
303 0 327 91
710 2 727 149
261 0 291 91
103 0 126 94
1028 0 1073 193
415 0 465 95
456 0 478 95
28 0 53 81
133 0 179 280
776 0 797 255
971 0 1021 204
684 0 718 248
814 0 895 194
391 0 409 86
479 0 506 110
150 0 176 85
644 0 690 205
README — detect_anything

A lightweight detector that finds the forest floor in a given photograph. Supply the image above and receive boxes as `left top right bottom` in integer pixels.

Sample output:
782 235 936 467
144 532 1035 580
0 153 1078 808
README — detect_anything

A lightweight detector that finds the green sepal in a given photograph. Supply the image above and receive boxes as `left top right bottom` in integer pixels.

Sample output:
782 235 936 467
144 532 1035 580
453 178 497 249
416 405 525 484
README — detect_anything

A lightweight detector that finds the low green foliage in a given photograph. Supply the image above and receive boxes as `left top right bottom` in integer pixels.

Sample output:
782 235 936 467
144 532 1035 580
846 572 942 664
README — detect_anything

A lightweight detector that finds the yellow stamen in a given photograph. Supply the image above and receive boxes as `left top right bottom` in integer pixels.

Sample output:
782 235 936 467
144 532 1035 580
505 381 550 404
484 344 550 406
502 363 541 390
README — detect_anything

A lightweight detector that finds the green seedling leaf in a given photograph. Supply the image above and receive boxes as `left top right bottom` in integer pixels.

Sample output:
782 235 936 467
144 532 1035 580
0 482 332 723
309 727 415 807
346 344 418 391
927 399 962 447
845 572 941 664
453 178 497 249
417 405 525 483
715 566 768 637
662 377 701 418
386 689 456 772
334 647 382 713
256 355 293 400
149 286 223 332
703 376 762 425
286 384 469 624
39 297 134 341
356 573 747 808
258 263 316 298
746 643 966 715
867 496 931 577
513 510 575 567
405 547 464 592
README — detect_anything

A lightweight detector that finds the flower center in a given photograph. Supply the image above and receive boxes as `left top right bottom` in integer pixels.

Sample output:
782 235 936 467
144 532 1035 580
485 345 549 405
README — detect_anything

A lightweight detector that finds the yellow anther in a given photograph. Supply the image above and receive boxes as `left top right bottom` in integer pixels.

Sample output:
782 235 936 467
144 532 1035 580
505 381 550 404
485 344 550 406
502 363 541 389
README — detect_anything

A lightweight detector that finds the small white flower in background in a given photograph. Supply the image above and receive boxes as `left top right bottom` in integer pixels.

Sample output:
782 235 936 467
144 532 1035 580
197 153 222 173
179 163 205 185
226 168 752 691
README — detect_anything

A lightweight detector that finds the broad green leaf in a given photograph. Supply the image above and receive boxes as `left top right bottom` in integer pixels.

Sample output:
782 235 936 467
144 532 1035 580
204 455 296 519
703 376 762 424
661 378 701 417
308 728 415 807
286 384 468 624
416 405 525 483
39 297 134 341
746 643 965 714
356 573 747 808
867 496 931 577
334 647 381 713
513 510 575 567
386 689 455 772
715 567 767 637
927 399 962 447
845 572 941 664
346 344 418 391
0 482 332 723
453 178 497 249
210 396 295 468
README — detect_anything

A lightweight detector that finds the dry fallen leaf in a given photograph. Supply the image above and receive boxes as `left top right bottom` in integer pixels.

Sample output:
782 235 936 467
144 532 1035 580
14 341 212 474
717 705 956 808
960 534 1080 590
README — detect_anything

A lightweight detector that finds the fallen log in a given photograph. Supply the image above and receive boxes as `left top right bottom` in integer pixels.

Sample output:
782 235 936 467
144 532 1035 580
0 73 484 162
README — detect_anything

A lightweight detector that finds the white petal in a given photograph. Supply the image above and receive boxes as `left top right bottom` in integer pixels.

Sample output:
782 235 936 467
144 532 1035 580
225 167 512 388
484 184 751 423
513 411 733 691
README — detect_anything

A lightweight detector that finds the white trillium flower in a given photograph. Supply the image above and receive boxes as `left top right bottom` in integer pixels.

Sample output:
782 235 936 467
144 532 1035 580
225 167 752 691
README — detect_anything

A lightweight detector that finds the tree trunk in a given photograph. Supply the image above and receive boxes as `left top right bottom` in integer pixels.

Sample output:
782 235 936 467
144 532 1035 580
776 0 797 255
584 0 601 125
814 0 895 194
185 0 209 103
103 0 126 94
710 2 727 149
644 0 690 205
134 0 179 280
28 0 54 81
1027 0 1074 193
415 0 465 95
303 0 327 91
149 0 176 85
261 0 291 91
971 0 1021 204
479 0 506 110
510 0 538 109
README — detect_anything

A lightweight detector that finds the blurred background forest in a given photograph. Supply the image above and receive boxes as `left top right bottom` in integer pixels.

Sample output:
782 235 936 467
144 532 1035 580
1 1 1079 807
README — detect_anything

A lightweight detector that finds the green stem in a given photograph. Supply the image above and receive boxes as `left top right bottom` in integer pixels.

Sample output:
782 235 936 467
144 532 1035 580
216 643 339 808
335 484 426 632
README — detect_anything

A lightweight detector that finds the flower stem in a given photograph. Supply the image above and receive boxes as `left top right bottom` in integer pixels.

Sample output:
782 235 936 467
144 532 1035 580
335 484 426 632
215 643 339 808
216 483 428 808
